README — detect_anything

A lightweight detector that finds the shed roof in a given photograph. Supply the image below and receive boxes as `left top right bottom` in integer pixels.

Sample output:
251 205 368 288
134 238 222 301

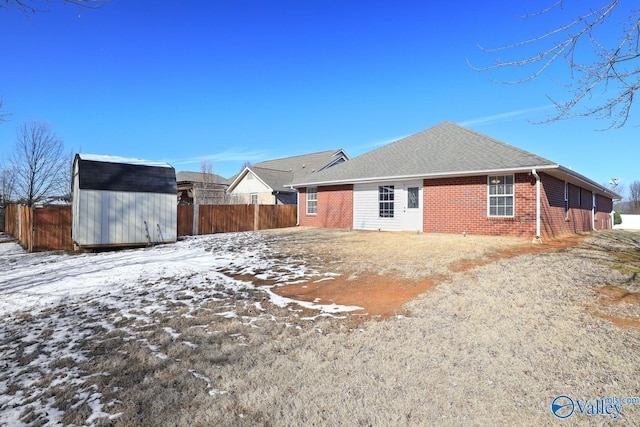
74 154 176 194
77 153 173 168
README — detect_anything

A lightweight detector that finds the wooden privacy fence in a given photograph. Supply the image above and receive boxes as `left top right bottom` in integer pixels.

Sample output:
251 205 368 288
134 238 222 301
4 203 297 251
4 204 73 252
178 204 297 236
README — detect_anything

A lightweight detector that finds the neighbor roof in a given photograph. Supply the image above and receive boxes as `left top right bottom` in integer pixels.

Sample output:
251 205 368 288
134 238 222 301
176 171 229 185
227 149 349 192
291 122 620 198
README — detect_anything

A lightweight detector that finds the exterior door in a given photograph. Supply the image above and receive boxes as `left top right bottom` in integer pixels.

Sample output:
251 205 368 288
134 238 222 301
402 183 423 231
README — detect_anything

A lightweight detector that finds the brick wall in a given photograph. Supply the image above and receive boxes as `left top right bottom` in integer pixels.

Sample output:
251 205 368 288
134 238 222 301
539 172 612 238
422 173 537 237
299 173 614 238
299 185 353 229
595 194 613 230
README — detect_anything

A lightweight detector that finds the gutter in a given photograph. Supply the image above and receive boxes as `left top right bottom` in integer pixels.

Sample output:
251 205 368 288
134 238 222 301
531 169 541 242
291 165 559 188
286 185 300 226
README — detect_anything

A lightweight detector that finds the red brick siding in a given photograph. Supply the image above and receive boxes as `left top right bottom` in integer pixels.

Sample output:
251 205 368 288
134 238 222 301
539 173 612 238
422 173 537 237
299 185 353 229
595 194 613 230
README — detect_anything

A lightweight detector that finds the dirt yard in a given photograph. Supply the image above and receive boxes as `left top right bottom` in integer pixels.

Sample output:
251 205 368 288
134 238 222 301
1 228 639 426
269 228 587 319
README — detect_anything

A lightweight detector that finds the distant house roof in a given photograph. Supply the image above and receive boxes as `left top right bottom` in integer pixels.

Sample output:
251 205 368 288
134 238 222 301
227 149 349 193
176 171 229 186
291 122 619 198
74 154 176 194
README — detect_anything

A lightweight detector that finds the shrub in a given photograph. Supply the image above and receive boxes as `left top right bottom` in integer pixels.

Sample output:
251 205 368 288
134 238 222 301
613 211 622 225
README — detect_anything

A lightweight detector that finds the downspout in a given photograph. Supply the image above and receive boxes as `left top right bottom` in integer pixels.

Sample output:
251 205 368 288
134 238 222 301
531 169 541 243
288 186 300 226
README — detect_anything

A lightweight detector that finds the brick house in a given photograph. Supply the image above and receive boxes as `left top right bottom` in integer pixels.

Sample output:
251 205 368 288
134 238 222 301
291 122 620 240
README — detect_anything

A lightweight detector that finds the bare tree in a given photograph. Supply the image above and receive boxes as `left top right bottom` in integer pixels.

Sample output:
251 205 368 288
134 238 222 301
630 180 640 212
0 0 108 14
0 97 10 123
240 161 253 172
10 121 68 207
194 160 228 205
0 164 16 205
474 1 640 128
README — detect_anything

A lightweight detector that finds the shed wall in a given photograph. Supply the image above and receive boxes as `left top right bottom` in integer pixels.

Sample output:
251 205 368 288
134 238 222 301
73 190 176 247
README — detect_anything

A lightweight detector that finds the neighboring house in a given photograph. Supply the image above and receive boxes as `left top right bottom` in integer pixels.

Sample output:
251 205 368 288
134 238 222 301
291 122 621 240
227 149 349 204
72 154 177 248
177 171 230 205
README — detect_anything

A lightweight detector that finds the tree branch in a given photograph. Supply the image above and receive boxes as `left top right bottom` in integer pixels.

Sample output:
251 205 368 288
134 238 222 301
473 0 640 128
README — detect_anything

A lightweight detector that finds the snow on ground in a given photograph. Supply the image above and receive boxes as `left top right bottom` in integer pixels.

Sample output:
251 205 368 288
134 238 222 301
0 231 360 426
0 232 360 317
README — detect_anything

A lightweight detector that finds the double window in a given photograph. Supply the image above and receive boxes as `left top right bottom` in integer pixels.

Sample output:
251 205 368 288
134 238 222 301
379 185 395 218
306 187 317 214
488 175 514 217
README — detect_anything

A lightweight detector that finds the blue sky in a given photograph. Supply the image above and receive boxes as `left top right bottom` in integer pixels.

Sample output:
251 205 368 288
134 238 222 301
0 1 636 193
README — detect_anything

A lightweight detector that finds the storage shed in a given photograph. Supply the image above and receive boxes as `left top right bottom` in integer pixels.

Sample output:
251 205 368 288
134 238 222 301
72 154 177 249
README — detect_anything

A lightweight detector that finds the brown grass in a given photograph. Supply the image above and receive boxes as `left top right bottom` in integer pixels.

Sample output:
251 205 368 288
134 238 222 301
2 228 640 425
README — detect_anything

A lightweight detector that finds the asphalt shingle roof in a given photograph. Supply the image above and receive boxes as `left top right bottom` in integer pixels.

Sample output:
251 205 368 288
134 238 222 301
247 166 294 192
229 149 348 192
176 171 229 185
293 122 557 185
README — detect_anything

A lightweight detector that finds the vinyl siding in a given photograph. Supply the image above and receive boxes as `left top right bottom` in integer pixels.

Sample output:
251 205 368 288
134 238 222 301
353 183 402 231
73 190 176 246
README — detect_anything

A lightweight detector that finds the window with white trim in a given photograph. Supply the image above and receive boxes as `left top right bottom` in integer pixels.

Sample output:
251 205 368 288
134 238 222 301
379 185 395 218
488 175 514 217
306 187 317 214
250 194 258 204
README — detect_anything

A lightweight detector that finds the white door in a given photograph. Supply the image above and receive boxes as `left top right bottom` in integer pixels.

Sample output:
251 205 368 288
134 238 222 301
401 183 422 231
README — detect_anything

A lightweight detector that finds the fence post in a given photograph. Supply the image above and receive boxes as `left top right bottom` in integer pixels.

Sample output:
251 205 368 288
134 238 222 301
30 207 35 252
254 204 259 231
18 204 22 242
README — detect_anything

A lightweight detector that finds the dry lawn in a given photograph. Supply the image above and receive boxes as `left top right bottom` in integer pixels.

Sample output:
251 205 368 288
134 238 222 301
2 228 640 426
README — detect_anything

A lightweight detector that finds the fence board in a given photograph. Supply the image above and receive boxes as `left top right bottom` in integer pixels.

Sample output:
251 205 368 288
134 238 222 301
198 205 255 234
258 204 297 230
21 206 33 251
177 204 194 237
195 204 297 235
33 206 73 251
5 204 19 238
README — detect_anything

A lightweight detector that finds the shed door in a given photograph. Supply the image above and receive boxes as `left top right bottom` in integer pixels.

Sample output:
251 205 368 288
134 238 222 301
401 183 423 231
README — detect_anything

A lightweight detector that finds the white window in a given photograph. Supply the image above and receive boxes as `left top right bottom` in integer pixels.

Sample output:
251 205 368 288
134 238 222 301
250 194 258 204
488 175 514 217
379 185 395 218
306 187 317 214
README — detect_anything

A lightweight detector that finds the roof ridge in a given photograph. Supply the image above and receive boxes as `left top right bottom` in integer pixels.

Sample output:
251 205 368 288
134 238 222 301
249 165 294 173
447 122 556 165
255 148 343 164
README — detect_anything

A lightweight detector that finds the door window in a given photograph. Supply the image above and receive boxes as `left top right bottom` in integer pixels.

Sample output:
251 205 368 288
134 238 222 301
407 187 419 209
